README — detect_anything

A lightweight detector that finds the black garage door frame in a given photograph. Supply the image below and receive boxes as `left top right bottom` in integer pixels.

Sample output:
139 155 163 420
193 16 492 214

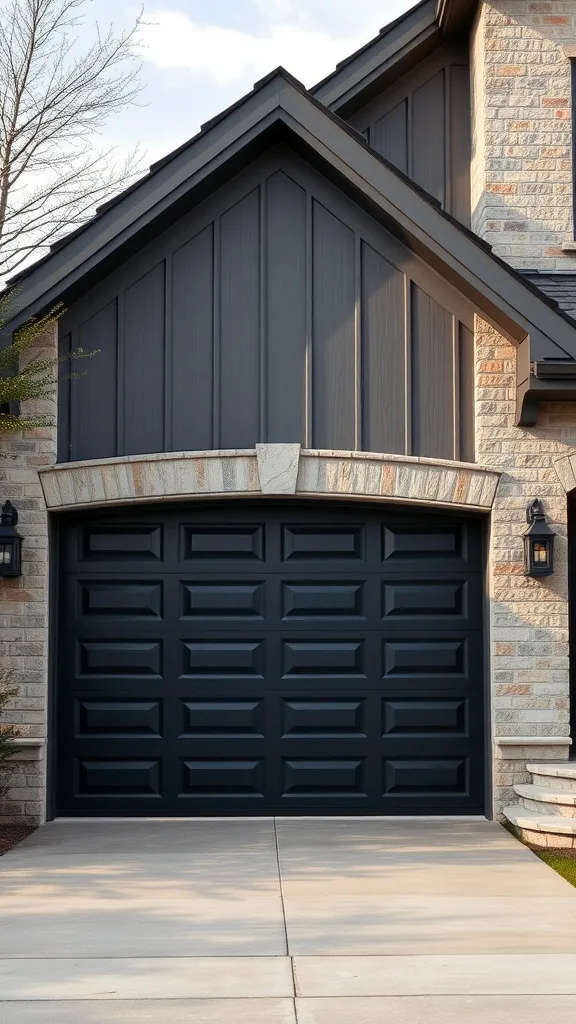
46 498 491 819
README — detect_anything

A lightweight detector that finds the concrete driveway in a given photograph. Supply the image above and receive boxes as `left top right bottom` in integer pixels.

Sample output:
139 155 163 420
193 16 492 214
1 818 576 1022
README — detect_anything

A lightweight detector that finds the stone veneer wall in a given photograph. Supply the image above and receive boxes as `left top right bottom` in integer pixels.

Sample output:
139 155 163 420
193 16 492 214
0 324 57 824
475 315 574 812
471 0 576 270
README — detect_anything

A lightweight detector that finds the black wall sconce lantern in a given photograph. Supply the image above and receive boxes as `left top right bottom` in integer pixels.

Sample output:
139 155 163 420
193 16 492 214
0 501 23 577
523 498 555 578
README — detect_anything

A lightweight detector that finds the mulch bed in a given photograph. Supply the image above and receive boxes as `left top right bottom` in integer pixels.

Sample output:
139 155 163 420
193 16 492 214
0 824 36 856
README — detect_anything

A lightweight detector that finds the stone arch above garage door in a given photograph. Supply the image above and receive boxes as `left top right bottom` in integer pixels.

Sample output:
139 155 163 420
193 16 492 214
555 452 576 493
39 445 500 512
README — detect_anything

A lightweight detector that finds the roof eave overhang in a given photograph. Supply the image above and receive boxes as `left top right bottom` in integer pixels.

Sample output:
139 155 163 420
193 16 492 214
517 364 576 426
436 0 479 36
7 70 576 428
312 0 479 116
311 0 439 115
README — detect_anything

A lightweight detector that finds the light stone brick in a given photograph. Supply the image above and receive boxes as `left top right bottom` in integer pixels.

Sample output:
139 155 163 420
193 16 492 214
472 1 576 265
0 324 56 824
476 316 575 814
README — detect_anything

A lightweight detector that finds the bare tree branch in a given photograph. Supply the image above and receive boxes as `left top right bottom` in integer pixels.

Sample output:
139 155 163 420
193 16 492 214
0 0 145 277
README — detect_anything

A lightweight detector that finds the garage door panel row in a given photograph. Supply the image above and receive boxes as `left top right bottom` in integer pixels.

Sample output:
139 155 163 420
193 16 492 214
65 635 484 688
65 754 480 809
70 691 483 741
62 514 483 574
69 574 483 630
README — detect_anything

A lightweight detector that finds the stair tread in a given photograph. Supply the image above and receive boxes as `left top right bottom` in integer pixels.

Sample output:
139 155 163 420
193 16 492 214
504 806 576 833
527 763 576 779
515 783 576 804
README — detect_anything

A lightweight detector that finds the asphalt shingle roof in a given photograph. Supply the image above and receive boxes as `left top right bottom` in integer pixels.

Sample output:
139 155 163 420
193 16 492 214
522 272 576 324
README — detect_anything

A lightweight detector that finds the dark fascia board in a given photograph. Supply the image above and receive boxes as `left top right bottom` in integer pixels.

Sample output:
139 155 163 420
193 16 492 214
311 0 478 116
516 359 576 425
517 373 576 427
311 0 439 114
6 67 576 425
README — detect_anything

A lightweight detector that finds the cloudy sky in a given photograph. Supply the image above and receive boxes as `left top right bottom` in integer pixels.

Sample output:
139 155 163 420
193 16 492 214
95 0 417 166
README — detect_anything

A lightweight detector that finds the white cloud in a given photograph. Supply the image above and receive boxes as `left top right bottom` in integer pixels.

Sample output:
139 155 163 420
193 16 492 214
140 2 416 88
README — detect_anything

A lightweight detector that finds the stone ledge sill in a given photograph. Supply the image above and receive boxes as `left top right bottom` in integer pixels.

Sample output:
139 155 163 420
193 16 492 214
561 242 576 252
495 737 572 746
10 737 46 747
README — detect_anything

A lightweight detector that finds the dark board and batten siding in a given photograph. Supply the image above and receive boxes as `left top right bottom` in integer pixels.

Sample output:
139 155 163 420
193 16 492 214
59 147 475 464
347 46 471 225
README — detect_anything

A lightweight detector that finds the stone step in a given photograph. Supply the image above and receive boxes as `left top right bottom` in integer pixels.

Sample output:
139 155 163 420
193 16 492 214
514 783 576 817
503 805 576 849
526 763 576 793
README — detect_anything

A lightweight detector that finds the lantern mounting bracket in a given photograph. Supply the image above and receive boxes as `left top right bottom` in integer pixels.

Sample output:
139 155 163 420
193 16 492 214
1 500 18 527
526 498 546 525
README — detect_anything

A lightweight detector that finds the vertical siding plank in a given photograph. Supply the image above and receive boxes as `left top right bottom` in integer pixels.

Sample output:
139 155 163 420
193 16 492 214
57 330 72 463
116 289 125 456
212 216 221 449
259 183 267 440
123 264 165 456
312 200 356 450
452 316 460 461
371 100 409 174
171 225 214 452
450 65 472 227
459 323 476 462
266 172 307 443
411 285 454 460
70 302 118 461
354 233 361 450
361 243 406 455
404 276 412 455
219 189 260 448
305 191 313 447
412 70 446 206
164 257 173 451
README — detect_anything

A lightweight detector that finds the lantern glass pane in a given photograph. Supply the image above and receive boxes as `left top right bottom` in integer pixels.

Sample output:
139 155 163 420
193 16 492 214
0 543 12 565
533 542 549 564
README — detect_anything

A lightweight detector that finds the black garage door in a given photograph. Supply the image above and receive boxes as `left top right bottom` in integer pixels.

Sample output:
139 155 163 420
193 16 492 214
55 502 485 815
